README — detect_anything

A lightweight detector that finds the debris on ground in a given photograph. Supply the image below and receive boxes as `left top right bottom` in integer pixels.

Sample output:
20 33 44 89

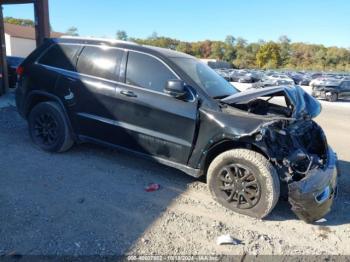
216 234 240 245
315 218 327 223
145 183 160 192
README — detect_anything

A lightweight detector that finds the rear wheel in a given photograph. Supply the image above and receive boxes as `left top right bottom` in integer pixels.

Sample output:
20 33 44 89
207 149 280 219
28 101 74 152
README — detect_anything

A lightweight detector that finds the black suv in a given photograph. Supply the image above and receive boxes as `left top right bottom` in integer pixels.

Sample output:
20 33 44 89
312 78 350 102
16 38 338 222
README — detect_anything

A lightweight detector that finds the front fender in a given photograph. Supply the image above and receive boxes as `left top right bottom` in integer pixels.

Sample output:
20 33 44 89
188 107 272 169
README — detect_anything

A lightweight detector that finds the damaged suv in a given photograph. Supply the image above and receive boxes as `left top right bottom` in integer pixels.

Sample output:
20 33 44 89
16 38 338 222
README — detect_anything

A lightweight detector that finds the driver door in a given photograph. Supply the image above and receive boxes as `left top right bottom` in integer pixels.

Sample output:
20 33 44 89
110 51 198 164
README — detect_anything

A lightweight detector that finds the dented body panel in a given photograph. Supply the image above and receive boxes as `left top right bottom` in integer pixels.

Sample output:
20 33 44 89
288 148 338 222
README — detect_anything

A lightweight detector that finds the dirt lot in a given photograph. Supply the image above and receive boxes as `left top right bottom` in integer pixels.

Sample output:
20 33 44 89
0 89 349 256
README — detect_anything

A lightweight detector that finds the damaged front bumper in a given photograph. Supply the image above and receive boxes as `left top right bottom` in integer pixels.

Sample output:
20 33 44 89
288 147 338 223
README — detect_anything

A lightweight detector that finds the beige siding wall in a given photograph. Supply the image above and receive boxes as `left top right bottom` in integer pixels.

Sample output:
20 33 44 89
8 36 36 57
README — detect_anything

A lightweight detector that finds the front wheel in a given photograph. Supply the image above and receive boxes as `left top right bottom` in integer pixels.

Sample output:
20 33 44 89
327 92 338 102
207 149 280 219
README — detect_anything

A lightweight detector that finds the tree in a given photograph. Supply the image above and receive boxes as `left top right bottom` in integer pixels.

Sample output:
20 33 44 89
278 35 291 66
148 31 158 40
65 26 79 36
200 40 212 58
176 42 193 54
116 30 128 41
234 37 249 68
225 35 235 46
4 17 34 27
211 41 226 60
107 31 350 71
256 42 282 69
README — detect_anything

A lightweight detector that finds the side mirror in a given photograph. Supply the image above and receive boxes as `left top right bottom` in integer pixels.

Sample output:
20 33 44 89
164 79 187 99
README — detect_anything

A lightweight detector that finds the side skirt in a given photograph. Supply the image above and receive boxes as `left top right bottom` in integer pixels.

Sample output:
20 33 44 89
78 135 203 178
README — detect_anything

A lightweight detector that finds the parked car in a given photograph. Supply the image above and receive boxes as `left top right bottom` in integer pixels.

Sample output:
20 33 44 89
254 74 294 88
299 75 312 86
7 56 24 88
214 69 231 81
287 72 304 85
16 37 338 222
312 79 350 102
0 56 24 89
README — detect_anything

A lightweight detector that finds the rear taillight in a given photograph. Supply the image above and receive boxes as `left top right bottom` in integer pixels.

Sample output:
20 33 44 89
16 65 24 76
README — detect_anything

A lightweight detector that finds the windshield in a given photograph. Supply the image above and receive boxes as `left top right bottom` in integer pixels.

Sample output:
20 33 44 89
171 57 239 98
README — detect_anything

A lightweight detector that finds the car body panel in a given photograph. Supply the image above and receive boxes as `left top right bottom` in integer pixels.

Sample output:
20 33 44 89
288 147 338 222
222 85 321 119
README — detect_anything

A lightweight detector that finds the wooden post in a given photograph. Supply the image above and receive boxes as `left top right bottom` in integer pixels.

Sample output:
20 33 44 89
34 0 50 46
0 4 9 95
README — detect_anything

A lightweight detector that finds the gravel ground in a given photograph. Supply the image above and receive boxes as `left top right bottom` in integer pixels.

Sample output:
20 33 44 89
0 88 349 256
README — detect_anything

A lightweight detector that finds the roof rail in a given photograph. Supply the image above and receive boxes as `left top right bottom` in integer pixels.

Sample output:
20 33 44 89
60 35 138 45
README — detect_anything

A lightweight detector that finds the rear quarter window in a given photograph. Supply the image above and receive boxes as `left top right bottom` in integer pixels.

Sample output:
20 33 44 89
77 46 123 81
38 44 80 71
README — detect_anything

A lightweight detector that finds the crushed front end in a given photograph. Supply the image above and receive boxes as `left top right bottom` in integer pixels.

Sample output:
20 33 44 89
221 86 338 222
260 120 338 222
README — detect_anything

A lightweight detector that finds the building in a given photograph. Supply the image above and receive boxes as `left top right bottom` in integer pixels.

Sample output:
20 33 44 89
4 23 63 57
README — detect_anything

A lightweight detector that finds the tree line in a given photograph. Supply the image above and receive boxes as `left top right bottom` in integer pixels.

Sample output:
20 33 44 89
117 31 350 72
4 17 349 71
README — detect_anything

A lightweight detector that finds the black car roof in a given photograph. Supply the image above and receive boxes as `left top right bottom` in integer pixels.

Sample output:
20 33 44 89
51 37 193 59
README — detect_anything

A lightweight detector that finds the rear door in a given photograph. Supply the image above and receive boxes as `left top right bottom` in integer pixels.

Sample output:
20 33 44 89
113 50 198 164
56 45 126 143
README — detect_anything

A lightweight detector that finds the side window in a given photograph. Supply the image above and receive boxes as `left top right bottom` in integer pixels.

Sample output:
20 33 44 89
77 46 123 81
126 51 177 92
38 44 80 71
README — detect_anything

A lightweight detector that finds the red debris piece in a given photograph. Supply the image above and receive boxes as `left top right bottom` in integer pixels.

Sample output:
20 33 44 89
145 183 160 192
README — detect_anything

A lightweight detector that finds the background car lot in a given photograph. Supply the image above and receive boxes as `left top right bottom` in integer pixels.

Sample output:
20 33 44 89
0 89 349 256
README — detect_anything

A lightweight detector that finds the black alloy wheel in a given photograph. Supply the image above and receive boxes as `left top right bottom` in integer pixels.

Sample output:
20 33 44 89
218 163 261 209
33 113 59 146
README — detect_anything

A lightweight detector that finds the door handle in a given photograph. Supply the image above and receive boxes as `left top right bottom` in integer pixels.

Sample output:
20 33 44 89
120 90 137 98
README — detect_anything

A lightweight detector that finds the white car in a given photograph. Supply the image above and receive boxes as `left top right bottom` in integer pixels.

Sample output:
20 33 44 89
310 76 340 87
258 74 294 87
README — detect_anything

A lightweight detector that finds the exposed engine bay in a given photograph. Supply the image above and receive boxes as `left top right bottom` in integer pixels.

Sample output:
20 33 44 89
261 120 328 182
232 97 293 118
222 87 328 183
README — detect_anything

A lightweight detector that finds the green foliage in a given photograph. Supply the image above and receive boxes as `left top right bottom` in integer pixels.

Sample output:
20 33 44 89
4 17 34 27
65 27 79 36
116 30 128 41
125 31 350 71
256 42 282 69
131 36 180 50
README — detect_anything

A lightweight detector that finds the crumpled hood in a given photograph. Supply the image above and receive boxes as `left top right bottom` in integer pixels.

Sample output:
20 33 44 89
222 86 322 119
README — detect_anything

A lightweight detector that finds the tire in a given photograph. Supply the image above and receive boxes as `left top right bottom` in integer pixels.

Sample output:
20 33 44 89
207 149 280 219
28 101 74 153
327 92 338 102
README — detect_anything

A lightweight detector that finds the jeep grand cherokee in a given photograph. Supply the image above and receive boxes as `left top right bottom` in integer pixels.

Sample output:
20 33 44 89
16 37 338 222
